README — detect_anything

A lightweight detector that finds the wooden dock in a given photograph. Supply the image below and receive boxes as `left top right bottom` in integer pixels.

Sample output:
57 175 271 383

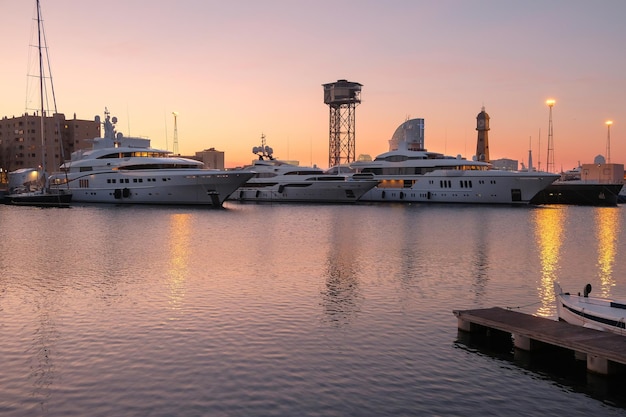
453 307 626 375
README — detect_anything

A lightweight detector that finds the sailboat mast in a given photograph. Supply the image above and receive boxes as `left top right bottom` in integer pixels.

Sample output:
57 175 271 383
36 0 46 175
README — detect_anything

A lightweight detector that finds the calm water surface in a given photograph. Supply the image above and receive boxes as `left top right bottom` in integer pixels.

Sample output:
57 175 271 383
1 202 625 416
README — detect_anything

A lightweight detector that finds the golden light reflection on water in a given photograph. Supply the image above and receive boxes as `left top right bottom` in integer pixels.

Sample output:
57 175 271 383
167 213 192 312
533 208 566 317
595 208 621 297
533 207 623 316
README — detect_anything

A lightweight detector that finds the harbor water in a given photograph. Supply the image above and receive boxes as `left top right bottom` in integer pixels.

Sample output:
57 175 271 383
1 202 626 416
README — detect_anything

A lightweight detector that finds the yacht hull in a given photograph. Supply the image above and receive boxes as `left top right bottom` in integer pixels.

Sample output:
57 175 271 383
530 183 623 206
357 171 558 205
233 180 379 203
49 170 254 206
554 283 626 335
3 190 72 208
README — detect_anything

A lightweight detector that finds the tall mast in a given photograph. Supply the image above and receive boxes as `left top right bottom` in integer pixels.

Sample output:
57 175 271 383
36 0 46 174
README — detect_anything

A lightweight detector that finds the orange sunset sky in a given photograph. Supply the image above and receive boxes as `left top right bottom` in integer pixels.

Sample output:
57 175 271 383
1 0 625 170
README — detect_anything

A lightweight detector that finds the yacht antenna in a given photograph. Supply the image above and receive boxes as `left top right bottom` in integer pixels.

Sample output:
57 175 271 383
528 136 533 171
537 129 541 172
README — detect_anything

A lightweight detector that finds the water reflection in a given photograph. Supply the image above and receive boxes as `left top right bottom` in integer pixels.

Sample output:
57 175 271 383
29 298 58 415
533 207 566 317
167 213 192 312
322 210 361 326
470 213 490 302
594 208 621 297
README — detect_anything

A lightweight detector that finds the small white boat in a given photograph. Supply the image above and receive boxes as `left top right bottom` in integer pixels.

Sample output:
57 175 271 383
554 282 626 335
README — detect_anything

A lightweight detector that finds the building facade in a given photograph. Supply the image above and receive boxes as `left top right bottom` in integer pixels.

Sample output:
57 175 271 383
0 112 99 182
194 148 225 170
491 158 519 171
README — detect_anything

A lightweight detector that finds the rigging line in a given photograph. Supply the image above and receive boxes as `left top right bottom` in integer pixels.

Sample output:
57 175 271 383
40 12 57 113
505 300 542 310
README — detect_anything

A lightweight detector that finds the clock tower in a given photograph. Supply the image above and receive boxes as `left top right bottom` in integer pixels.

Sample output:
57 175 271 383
476 107 490 162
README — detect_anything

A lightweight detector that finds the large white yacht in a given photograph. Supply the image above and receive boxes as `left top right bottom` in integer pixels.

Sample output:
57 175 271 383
48 110 254 206
352 118 559 205
231 135 379 203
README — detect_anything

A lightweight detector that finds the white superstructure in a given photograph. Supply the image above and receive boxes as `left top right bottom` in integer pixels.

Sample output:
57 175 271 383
48 110 253 206
352 119 559 205
231 136 379 203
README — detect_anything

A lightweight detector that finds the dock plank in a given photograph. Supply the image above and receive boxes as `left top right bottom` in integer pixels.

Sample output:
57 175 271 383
453 307 626 366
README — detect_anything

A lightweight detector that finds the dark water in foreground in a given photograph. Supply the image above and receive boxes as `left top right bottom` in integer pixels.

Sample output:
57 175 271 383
1 202 626 416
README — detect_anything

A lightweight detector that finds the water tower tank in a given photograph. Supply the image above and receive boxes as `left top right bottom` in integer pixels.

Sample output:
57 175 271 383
323 79 362 105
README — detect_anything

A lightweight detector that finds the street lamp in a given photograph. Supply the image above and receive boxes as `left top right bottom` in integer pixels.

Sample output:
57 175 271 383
546 99 556 173
172 111 179 155
606 120 613 164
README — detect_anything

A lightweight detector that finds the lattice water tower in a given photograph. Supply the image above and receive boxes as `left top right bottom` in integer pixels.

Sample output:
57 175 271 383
323 79 362 167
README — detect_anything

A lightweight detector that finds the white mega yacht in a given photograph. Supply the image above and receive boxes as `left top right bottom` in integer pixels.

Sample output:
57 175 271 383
231 136 379 203
48 110 254 206
351 118 559 205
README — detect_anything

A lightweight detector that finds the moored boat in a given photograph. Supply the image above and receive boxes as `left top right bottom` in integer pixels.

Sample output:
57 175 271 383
3 168 71 207
3 0 72 208
48 110 254 206
231 135 379 203
351 118 559 205
554 282 626 335
530 162 624 206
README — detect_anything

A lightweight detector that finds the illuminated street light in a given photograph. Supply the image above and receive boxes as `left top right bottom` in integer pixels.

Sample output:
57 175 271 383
546 99 556 173
606 120 613 164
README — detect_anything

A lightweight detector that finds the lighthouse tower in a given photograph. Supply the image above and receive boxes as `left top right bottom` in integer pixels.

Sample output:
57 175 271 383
475 107 490 162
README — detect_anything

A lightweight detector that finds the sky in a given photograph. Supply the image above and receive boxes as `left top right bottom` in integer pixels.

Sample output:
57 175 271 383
1 0 625 170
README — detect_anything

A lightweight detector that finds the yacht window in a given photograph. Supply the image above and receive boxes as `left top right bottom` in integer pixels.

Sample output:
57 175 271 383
383 155 408 162
257 172 278 178
362 168 382 175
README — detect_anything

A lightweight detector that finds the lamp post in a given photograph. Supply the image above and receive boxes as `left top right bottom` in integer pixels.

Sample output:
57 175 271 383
605 120 613 164
546 99 556 173
172 111 179 155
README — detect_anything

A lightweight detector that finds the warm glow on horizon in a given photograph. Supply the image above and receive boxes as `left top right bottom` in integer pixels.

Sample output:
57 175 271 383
1 2 625 170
